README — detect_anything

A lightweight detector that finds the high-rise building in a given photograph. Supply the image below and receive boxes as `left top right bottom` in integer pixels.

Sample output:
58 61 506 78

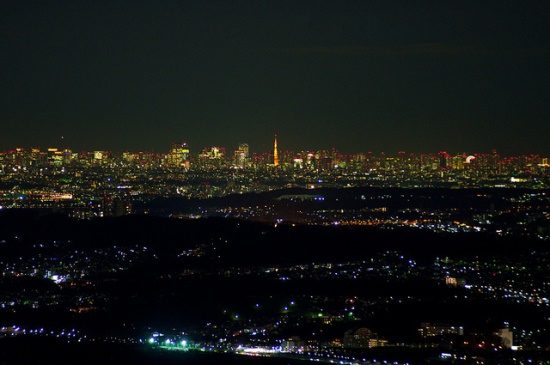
238 143 249 158
47 148 64 166
167 142 190 168
233 143 249 169
273 135 279 166
198 146 226 168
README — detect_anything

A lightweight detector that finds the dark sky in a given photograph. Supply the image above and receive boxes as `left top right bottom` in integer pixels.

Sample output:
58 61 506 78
1 1 549 155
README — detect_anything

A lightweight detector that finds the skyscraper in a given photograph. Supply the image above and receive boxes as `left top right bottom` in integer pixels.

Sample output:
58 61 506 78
167 142 190 168
238 143 249 158
273 135 279 167
233 143 249 169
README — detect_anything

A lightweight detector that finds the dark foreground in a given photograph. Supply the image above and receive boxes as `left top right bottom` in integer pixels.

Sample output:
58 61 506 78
3 337 550 365
0 337 308 365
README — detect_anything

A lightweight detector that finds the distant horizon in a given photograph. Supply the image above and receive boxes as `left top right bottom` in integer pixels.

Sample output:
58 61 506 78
1 141 548 158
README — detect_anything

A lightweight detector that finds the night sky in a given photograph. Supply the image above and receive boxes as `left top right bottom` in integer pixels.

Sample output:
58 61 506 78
1 1 549 155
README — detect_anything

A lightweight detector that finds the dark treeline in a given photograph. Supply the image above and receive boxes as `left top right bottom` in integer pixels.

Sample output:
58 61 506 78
140 186 550 214
0 209 545 266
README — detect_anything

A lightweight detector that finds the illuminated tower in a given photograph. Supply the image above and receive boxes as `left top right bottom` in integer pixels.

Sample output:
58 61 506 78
273 134 279 166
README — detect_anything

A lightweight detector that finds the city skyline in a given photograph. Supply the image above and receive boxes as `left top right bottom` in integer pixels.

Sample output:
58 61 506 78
1 137 549 159
1 1 549 155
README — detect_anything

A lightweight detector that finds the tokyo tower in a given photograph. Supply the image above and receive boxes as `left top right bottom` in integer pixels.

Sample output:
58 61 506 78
273 134 279 167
